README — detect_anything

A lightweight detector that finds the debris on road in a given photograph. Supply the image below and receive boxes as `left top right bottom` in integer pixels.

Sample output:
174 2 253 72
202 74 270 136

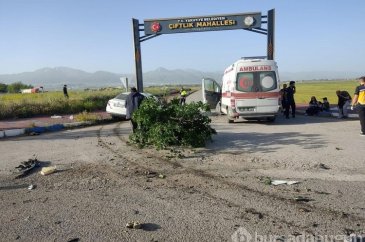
318 163 330 170
126 221 142 229
145 171 157 178
262 177 272 185
294 196 312 202
28 132 40 136
133 222 142 229
158 174 166 179
15 158 39 178
40 166 57 175
271 180 300 186
67 238 80 242
28 184 36 190
245 208 264 219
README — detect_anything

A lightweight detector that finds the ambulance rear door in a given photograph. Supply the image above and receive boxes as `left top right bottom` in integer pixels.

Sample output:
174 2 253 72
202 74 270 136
255 71 279 113
235 70 279 114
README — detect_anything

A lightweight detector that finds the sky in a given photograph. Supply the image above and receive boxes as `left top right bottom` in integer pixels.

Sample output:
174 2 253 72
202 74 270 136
0 0 364 75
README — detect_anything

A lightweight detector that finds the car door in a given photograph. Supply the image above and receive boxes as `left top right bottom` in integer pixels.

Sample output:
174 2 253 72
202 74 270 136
202 78 222 109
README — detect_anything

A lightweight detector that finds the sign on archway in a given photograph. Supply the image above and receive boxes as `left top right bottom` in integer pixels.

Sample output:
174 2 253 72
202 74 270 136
132 9 275 92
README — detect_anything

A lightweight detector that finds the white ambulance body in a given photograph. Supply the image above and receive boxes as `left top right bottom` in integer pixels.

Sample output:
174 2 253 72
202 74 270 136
202 57 281 122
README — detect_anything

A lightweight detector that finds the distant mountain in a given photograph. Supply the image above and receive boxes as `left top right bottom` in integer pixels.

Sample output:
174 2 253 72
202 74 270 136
0 67 128 90
0 67 361 90
0 67 222 90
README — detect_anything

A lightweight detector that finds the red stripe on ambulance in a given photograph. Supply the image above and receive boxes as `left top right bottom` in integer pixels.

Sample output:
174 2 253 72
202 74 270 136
222 92 280 99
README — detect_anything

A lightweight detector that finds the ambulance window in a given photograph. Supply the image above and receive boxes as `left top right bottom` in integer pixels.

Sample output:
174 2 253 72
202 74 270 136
204 79 214 92
204 79 220 93
259 72 277 91
236 73 254 92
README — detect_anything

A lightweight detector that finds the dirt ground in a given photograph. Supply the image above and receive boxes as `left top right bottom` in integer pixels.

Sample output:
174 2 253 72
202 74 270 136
0 113 365 241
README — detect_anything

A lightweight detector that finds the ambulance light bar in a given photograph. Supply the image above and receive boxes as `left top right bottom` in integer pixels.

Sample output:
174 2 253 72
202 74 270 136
241 56 267 60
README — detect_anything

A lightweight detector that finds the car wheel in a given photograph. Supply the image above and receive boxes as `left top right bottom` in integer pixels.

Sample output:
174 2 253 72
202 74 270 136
111 115 120 120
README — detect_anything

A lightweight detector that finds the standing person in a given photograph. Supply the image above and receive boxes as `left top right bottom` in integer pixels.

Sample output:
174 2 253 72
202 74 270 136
284 81 296 119
351 76 365 136
63 84 69 98
125 87 145 133
179 87 187 105
279 83 287 113
336 90 352 118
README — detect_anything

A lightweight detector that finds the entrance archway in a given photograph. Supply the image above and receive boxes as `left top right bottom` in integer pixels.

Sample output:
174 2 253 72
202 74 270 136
132 9 275 92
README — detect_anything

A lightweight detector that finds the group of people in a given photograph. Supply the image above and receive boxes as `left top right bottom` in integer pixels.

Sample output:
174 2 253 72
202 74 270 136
286 76 365 136
280 81 296 119
305 96 330 116
304 90 351 118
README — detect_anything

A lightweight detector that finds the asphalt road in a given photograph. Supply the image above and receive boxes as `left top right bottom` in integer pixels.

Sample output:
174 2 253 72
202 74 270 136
1 108 365 241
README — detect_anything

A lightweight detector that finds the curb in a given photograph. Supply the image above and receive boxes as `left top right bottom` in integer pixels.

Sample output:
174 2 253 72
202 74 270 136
4 128 25 137
0 119 113 139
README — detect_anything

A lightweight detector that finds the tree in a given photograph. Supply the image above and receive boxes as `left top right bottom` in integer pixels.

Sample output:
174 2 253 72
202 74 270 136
7 82 33 93
0 83 7 93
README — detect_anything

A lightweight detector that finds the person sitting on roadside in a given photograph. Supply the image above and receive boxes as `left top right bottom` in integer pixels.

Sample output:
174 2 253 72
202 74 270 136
305 96 320 116
321 97 330 112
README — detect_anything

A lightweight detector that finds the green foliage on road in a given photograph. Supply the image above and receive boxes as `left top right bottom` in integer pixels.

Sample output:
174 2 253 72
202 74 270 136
129 98 216 149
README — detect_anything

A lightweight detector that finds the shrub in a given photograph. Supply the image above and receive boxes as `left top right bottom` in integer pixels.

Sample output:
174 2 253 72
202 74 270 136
7 82 33 93
129 98 216 149
74 111 102 122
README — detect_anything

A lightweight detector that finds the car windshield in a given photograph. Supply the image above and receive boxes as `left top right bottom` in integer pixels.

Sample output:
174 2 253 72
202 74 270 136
236 71 277 92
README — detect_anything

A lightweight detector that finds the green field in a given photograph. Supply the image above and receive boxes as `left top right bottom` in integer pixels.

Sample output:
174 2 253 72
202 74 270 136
0 81 358 119
0 85 200 120
284 80 358 105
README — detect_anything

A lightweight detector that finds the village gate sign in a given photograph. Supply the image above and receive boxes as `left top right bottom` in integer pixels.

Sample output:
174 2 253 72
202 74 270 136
132 9 275 91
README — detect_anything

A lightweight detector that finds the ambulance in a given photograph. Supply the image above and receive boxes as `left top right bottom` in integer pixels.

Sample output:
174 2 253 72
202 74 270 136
202 57 281 123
